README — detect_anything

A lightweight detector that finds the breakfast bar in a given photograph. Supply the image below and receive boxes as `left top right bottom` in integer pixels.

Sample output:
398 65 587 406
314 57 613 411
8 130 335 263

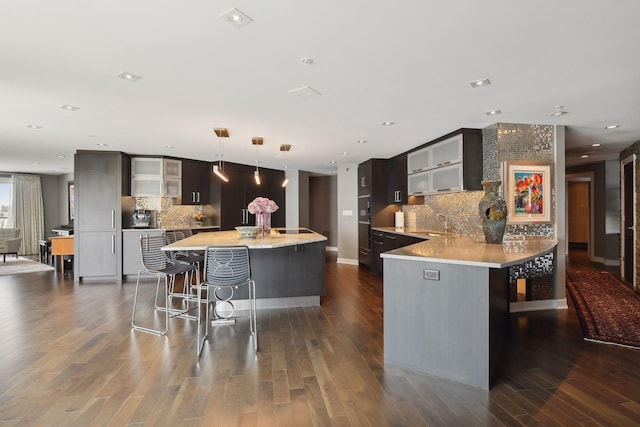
162 228 327 308
381 236 557 389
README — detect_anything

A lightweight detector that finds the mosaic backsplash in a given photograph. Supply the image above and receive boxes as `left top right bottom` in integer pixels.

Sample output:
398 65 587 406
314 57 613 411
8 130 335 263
134 197 216 228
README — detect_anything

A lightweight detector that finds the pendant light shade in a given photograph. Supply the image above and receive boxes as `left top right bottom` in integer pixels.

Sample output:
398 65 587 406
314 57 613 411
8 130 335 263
213 127 230 182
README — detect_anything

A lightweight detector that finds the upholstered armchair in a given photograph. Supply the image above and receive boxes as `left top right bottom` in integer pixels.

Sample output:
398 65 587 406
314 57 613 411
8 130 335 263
0 228 22 262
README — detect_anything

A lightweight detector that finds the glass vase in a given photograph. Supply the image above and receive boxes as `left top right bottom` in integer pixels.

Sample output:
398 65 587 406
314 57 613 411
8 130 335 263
256 212 271 237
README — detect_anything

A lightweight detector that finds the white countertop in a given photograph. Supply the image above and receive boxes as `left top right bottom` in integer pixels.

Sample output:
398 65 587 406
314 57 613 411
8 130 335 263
372 226 442 239
162 228 327 250
381 235 557 268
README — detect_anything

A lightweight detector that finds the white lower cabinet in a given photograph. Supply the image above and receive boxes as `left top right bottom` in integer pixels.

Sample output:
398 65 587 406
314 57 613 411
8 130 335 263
122 229 166 275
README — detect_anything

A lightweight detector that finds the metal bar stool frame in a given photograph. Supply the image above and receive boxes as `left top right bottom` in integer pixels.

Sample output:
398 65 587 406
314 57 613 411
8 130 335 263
131 235 199 336
197 245 257 356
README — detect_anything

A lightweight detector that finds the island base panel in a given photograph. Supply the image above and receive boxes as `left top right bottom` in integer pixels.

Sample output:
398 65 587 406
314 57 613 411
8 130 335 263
383 258 508 389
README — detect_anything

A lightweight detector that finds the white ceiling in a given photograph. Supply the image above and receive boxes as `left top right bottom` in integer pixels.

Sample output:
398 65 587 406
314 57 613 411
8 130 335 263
1 0 639 176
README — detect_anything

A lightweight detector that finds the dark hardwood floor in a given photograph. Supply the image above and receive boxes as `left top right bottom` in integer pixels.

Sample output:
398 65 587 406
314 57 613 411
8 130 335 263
0 250 638 426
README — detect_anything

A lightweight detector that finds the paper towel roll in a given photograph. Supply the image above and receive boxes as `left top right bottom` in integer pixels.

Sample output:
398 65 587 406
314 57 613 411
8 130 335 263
395 211 404 228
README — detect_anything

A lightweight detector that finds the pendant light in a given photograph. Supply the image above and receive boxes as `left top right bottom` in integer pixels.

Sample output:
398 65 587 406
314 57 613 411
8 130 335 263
213 128 229 182
280 144 291 187
252 137 263 185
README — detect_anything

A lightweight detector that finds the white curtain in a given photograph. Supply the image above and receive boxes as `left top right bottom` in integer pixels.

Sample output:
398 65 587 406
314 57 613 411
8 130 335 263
8 174 44 255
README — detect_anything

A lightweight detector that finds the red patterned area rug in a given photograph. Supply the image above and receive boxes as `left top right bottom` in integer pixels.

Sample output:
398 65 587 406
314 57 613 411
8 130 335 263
566 270 640 349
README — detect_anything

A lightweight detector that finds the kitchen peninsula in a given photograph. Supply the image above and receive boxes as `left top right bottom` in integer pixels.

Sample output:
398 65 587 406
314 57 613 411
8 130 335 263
163 228 327 308
381 236 557 389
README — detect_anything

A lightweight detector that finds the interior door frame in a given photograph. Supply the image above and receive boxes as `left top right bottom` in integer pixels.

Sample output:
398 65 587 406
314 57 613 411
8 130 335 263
565 172 595 261
621 154 635 288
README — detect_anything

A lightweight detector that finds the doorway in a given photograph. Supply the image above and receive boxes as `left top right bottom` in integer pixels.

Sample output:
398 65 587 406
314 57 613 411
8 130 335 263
621 155 635 288
566 174 594 261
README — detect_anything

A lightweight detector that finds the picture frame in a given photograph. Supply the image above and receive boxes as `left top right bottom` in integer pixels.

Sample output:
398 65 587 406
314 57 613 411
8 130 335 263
503 161 551 224
67 181 75 221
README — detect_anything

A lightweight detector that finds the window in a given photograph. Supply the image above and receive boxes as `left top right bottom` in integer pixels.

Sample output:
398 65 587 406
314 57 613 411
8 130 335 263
0 176 11 228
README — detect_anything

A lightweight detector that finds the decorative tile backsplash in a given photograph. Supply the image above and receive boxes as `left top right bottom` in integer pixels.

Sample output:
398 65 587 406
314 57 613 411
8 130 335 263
134 197 213 228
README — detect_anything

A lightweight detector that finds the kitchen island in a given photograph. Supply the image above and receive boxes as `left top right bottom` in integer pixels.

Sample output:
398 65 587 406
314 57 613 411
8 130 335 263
381 236 557 389
163 228 327 308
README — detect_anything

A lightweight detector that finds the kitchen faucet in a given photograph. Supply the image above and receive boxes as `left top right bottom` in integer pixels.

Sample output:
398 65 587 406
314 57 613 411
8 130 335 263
437 213 450 235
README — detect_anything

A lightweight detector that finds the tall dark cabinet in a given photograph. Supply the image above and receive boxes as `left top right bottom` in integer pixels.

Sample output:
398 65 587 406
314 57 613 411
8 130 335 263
74 150 129 282
212 162 286 231
358 159 394 272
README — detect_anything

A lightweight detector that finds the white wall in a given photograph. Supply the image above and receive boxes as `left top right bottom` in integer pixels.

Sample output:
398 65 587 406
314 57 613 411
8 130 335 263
337 163 358 264
285 169 300 228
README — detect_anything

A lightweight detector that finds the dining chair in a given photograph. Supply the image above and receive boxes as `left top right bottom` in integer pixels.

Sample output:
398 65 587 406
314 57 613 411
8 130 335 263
131 235 199 336
197 245 257 356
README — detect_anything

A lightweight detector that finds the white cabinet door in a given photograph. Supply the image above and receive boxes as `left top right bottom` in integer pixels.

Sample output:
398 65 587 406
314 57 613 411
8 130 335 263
131 157 182 197
164 179 181 197
132 157 163 176
407 170 431 195
431 163 462 192
122 230 166 275
164 158 182 179
431 134 463 167
407 146 430 174
131 177 163 197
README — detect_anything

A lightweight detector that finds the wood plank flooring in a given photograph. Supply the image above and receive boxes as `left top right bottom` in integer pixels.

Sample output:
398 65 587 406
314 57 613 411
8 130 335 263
0 250 639 426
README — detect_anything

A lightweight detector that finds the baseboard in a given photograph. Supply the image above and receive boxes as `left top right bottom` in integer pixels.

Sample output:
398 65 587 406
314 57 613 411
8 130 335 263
604 259 620 267
510 298 568 313
337 257 359 265
325 246 338 252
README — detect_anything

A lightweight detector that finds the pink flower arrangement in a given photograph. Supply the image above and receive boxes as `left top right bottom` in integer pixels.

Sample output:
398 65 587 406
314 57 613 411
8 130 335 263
248 197 279 214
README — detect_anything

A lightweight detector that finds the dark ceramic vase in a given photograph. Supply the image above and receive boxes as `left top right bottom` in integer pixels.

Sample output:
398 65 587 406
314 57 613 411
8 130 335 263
479 180 507 244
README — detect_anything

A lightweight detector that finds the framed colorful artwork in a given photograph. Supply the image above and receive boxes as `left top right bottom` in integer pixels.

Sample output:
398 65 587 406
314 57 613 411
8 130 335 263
504 161 551 224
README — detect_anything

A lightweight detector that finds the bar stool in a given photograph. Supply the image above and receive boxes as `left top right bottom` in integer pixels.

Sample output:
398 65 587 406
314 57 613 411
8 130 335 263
131 235 199 336
196 245 257 356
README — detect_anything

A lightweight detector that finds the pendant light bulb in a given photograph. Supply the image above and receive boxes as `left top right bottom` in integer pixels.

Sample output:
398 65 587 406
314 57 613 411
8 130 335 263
213 164 229 182
254 169 261 185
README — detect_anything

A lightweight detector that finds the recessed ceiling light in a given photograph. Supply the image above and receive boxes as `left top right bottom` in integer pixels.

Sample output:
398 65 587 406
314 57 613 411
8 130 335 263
356 140 367 144
486 109 502 116
219 8 254 28
381 121 395 126
164 145 175 149
32 162 40 165
96 143 108 147
605 124 620 129
550 105 568 116
341 152 350 156
301 57 314 66
116 71 142 82
470 78 491 88
61 104 79 111
591 143 601 147
56 155 66 158
330 160 336 164
27 124 42 129
581 154 589 158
